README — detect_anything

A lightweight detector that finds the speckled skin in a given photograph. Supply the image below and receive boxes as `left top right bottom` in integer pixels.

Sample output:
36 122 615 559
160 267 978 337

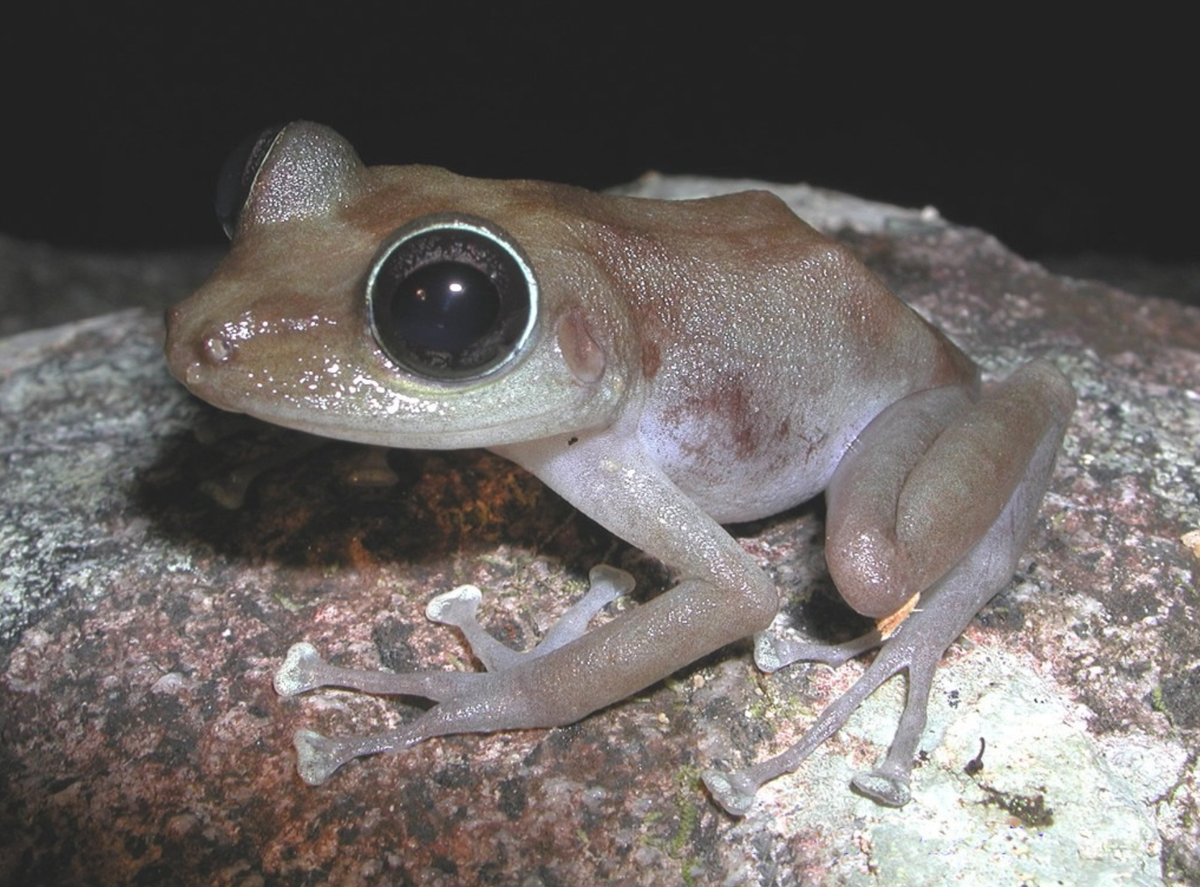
164 122 1075 812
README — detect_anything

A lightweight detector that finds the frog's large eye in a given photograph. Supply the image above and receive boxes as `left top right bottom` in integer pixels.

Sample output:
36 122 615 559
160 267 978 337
214 125 286 240
367 216 538 381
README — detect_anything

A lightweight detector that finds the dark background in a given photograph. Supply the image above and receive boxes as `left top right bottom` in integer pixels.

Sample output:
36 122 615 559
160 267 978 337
1 7 1191 268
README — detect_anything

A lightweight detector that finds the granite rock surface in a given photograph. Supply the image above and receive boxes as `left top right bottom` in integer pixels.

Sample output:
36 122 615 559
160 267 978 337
1 179 1197 886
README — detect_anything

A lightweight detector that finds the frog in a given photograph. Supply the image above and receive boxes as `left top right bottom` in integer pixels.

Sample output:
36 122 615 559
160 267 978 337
163 121 1075 814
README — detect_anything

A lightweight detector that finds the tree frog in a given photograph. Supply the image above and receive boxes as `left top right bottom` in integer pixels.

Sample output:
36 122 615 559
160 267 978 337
164 121 1074 814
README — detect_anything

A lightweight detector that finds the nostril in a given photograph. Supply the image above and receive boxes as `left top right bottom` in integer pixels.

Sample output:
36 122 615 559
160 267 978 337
202 335 234 364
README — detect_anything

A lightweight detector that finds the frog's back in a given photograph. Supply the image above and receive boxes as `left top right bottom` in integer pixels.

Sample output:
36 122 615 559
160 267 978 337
342 171 976 522
582 190 977 522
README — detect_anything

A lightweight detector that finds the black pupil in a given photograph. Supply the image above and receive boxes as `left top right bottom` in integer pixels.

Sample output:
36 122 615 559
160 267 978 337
369 221 533 380
390 261 500 352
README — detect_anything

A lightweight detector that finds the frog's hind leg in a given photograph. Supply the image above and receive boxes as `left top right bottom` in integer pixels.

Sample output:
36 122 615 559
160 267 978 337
704 628 932 814
704 485 1039 814
704 360 1074 814
273 565 635 785
753 624 883 673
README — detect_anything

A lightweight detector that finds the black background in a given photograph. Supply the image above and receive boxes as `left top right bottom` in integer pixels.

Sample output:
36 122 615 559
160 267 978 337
2 7 1191 265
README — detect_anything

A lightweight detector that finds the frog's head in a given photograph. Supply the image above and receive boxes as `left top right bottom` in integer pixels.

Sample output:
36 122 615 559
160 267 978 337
166 121 634 450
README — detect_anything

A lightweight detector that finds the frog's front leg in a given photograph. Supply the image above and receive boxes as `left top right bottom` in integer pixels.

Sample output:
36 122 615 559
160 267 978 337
273 565 636 784
275 434 778 785
704 360 1075 813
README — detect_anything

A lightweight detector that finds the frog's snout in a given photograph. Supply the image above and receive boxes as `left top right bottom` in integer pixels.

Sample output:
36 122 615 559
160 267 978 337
163 302 192 384
164 300 234 401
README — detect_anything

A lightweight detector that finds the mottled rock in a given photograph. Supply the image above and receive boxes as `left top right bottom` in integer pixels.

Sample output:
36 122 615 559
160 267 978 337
0 236 219 337
1 179 1196 886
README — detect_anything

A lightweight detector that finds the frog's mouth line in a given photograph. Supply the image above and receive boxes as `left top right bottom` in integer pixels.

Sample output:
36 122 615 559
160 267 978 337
166 366 565 454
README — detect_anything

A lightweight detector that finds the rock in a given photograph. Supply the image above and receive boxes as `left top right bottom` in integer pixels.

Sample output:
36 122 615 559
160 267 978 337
0 235 219 337
1 179 1196 886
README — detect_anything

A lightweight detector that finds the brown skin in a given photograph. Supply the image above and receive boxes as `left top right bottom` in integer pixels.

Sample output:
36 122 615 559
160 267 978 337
165 122 1074 811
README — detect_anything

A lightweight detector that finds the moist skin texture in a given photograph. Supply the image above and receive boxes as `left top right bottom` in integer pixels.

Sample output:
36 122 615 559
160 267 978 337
165 121 1075 812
